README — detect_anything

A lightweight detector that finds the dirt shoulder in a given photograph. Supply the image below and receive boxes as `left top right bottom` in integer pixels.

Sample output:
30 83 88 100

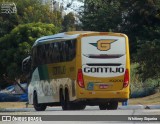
129 92 160 105
0 102 32 108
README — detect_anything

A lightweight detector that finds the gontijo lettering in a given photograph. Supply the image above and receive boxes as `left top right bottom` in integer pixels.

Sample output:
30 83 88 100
84 67 124 73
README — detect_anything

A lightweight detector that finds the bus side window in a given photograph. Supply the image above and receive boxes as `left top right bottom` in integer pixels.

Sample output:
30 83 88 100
54 42 60 63
58 42 63 62
67 40 72 61
42 45 46 64
70 39 76 60
62 42 67 61
65 41 69 61
52 42 56 63
37 45 42 65
49 43 54 63
45 44 50 64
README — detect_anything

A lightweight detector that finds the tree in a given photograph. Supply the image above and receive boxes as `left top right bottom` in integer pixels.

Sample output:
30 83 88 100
0 22 60 88
62 12 76 31
0 0 62 37
0 1 18 37
79 0 122 32
120 0 160 81
120 0 160 58
136 38 160 81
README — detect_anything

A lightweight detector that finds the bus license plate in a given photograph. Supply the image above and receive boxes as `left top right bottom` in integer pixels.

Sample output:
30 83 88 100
99 84 108 89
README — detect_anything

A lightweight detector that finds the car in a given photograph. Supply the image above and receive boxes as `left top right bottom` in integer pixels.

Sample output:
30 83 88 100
0 83 28 102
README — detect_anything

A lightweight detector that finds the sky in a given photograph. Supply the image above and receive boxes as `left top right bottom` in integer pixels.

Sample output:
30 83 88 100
58 0 84 14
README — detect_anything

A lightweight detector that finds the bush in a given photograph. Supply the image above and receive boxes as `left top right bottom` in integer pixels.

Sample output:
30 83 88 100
0 22 60 84
130 63 160 98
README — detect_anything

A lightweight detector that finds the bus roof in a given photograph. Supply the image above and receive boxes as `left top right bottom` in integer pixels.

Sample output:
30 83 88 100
32 31 97 47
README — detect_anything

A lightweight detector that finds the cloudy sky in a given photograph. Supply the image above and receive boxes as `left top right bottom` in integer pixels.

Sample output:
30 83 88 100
60 0 84 14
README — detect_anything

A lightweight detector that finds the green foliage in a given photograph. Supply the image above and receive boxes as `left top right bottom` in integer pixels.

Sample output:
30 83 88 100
136 39 160 81
130 64 160 98
62 12 76 31
0 0 62 37
120 0 160 56
124 0 160 81
80 0 122 31
0 22 60 84
16 0 62 26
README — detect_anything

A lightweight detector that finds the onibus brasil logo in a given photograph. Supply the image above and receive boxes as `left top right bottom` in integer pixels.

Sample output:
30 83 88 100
1 2 17 14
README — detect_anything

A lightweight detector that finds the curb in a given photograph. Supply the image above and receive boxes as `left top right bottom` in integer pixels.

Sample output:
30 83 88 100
145 105 160 109
118 105 145 110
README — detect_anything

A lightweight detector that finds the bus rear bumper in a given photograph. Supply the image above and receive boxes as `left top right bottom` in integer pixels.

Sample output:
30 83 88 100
73 98 128 106
76 89 129 102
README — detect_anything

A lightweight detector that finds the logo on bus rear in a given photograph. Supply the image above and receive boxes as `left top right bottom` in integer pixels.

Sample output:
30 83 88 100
90 39 117 51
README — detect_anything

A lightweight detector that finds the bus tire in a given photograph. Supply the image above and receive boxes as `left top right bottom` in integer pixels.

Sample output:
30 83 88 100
71 103 86 110
33 92 46 111
60 90 66 110
60 89 70 110
64 89 71 110
99 104 107 110
75 104 86 110
106 101 118 110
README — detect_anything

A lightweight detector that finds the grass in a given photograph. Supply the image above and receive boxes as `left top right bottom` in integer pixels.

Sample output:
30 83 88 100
129 92 160 105
0 102 32 109
0 93 160 109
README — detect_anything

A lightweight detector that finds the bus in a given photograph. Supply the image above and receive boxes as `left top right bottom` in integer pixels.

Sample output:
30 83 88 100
27 31 130 111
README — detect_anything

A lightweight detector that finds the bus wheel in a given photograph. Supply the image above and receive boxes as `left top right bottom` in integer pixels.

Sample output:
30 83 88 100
75 105 86 110
64 89 71 110
60 89 70 110
33 92 46 111
99 104 107 110
106 101 118 110
71 103 86 110
60 90 66 110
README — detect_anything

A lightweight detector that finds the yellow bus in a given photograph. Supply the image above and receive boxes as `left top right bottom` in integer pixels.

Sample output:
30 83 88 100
27 31 130 111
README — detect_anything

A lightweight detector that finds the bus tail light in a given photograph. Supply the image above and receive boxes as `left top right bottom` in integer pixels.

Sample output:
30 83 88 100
77 69 84 88
123 69 129 88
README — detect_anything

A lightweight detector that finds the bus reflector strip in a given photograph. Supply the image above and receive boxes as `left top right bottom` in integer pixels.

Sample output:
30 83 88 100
83 54 124 59
123 69 129 88
77 69 85 88
86 63 122 66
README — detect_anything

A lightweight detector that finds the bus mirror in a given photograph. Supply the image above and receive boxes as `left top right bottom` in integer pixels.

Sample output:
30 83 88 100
22 56 31 73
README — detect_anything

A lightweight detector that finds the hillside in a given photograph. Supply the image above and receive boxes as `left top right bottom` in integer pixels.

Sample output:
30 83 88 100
129 92 160 105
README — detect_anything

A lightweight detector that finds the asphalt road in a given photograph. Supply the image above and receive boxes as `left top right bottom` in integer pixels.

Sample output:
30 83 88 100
0 105 160 123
